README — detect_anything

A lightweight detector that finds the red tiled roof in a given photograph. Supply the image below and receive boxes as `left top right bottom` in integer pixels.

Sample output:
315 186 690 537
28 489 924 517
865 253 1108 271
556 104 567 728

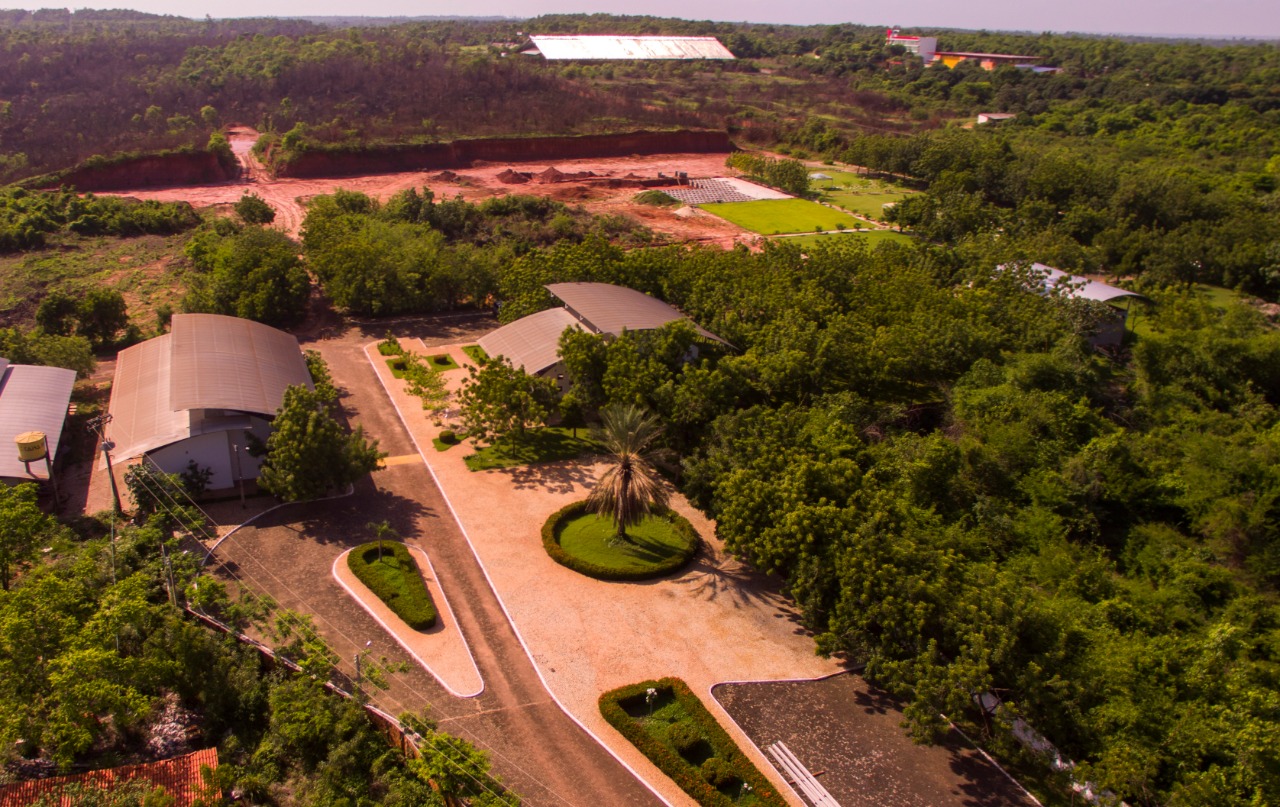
0 748 218 807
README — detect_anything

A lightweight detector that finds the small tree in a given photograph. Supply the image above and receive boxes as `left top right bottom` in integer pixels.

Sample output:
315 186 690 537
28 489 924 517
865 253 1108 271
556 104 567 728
368 520 397 562
0 483 54 590
457 357 558 444
76 288 129 347
234 192 276 225
587 404 670 544
258 385 385 502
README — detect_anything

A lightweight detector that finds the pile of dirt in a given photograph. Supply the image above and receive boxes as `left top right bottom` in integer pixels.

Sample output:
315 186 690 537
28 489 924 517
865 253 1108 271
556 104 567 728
534 166 566 184
432 170 460 182
496 168 531 184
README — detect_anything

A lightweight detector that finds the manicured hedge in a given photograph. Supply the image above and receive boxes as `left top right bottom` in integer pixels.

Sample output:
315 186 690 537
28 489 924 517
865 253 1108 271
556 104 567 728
347 542 438 629
599 678 787 807
542 501 699 581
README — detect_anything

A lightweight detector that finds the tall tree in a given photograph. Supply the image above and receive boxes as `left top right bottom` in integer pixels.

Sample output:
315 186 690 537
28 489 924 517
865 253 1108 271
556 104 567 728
587 404 669 543
0 483 54 590
258 385 384 502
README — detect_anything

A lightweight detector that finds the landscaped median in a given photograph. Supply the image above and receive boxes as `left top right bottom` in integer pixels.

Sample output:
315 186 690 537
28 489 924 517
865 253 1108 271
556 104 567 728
347 541 438 629
542 500 699 581
600 678 787 807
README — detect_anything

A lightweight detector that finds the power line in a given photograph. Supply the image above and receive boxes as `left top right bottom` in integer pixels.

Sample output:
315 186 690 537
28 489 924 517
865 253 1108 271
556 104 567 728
129 459 567 807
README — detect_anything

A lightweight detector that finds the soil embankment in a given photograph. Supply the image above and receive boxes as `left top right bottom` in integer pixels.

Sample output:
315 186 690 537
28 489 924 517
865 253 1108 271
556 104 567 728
274 129 732 179
43 150 238 192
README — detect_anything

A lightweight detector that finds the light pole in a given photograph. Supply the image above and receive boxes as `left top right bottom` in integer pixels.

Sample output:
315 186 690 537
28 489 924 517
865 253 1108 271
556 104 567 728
87 413 123 515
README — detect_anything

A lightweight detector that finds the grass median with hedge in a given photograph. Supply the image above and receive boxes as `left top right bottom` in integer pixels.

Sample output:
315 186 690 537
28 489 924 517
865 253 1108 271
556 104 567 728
542 501 699 581
599 678 786 807
347 542 438 630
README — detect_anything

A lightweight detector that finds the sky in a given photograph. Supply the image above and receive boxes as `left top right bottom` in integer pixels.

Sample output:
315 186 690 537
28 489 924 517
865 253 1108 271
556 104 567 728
5 0 1279 39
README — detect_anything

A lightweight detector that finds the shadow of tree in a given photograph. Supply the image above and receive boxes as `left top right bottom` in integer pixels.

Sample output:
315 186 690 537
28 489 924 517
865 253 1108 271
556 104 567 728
495 458 596 495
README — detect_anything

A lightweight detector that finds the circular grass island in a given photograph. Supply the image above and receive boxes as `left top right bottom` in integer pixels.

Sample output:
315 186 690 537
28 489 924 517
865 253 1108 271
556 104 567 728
542 501 700 581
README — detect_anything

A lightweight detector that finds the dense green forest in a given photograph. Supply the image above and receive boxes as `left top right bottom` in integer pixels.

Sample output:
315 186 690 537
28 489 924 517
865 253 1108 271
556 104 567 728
0 480 517 804
2 10 1280 807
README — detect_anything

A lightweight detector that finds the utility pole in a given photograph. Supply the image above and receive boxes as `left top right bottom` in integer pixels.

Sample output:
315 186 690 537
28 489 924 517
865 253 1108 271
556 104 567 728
87 413 123 515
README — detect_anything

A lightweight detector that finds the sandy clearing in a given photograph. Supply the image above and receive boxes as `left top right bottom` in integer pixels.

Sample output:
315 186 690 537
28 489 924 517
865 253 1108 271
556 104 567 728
97 146 759 248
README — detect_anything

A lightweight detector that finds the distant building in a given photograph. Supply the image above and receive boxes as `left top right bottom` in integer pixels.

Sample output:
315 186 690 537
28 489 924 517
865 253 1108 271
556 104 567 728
1002 262 1146 350
523 35 735 60
977 112 1018 124
0 358 74 487
886 28 1058 73
106 314 313 491
479 283 728 385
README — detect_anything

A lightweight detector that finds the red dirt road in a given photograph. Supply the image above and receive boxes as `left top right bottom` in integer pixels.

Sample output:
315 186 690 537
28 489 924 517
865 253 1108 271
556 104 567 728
102 128 755 248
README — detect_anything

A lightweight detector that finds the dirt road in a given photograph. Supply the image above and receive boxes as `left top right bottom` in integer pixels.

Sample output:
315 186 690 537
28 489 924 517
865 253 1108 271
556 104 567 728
206 315 662 807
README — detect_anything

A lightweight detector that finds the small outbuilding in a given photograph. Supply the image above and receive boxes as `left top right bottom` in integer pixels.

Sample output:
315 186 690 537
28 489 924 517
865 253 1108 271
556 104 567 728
0 358 75 486
106 313 312 490
1003 262 1147 349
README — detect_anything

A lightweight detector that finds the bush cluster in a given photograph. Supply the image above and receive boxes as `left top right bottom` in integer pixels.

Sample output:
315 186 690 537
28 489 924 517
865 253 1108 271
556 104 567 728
598 678 786 807
541 501 699 581
346 541 438 630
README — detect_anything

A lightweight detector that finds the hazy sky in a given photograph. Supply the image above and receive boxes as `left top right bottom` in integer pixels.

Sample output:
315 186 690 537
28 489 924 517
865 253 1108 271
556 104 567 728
6 0 1279 39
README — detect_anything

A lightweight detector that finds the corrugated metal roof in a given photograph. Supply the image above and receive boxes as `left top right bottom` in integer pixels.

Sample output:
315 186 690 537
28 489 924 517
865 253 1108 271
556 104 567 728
107 333 191 464
478 307 583 375
0 362 75 481
0 747 218 807
107 314 311 464
1002 263 1145 304
169 314 312 415
546 282 728 345
528 35 735 60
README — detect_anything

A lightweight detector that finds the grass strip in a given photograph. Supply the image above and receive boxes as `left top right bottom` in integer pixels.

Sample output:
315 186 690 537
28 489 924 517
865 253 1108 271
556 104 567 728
599 678 786 806
464 427 602 471
699 198 860 235
347 541 437 630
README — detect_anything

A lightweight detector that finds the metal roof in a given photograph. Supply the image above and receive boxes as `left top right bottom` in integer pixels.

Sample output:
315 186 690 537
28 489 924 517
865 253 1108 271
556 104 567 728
169 314 312 415
1003 263 1146 304
107 314 311 464
478 308 583 375
528 35 735 60
0 361 75 481
546 282 728 345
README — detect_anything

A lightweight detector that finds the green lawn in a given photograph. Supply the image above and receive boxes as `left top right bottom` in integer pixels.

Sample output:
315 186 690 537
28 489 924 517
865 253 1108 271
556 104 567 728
347 543 437 630
556 512 694 575
809 171 915 220
1128 283 1249 339
426 353 460 371
699 199 861 235
464 427 602 471
785 230 916 248
461 344 488 364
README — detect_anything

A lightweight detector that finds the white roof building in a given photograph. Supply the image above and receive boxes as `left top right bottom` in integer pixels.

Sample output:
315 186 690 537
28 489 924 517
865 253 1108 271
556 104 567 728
525 35 735 60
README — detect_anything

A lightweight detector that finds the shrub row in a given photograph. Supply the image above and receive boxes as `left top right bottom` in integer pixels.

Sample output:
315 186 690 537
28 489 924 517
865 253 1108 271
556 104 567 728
347 541 437 630
599 678 787 807
542 501 699 581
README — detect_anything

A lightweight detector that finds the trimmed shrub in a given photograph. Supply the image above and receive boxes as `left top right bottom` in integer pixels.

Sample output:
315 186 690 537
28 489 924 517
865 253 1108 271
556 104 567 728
378 336 403 356
347 542 437 629
667 720 705 753
541 500 699 581
439 430 457 444
599 678 786 807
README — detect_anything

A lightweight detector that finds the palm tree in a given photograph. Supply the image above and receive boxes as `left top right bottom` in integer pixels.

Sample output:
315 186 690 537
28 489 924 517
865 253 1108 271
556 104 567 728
367 520 398 562
587 404 669 544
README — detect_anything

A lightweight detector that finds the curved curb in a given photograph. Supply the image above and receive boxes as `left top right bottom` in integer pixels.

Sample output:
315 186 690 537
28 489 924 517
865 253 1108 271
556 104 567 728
202 483 354 566
364 340 676 807
332 546 485 699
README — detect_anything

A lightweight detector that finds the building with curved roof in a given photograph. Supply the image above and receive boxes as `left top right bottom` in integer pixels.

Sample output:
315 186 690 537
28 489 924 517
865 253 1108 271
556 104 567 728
106 313 312 490
478 283 727 384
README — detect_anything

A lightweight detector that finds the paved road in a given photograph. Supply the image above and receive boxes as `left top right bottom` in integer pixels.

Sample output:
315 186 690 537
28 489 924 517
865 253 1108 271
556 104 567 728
208 317 662 807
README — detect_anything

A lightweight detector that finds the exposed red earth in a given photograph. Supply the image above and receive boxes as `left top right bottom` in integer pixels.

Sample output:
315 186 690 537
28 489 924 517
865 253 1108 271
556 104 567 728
100 127 757 248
